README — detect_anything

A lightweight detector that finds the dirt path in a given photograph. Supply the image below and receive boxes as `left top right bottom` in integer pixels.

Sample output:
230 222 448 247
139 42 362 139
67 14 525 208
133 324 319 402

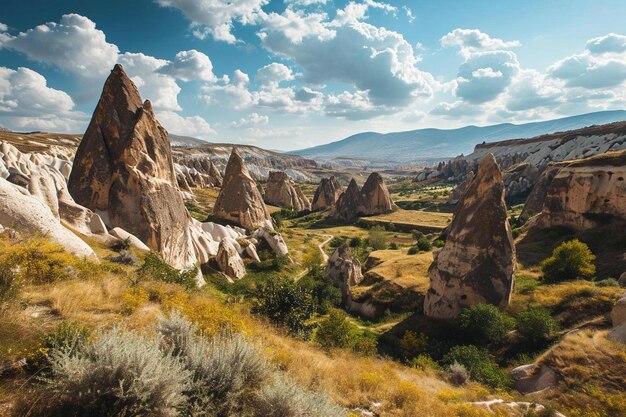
294 233 334 281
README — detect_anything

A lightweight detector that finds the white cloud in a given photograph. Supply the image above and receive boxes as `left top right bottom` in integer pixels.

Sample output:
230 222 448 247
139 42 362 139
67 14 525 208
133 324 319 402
256 63 294 86
586 33 626 54
258 9 335 43
156 110 215 137
0 66 87 131
549 51 626 89
0 23 8 32
229 112 269 128
155 0 269 43
0 14 119 79
285 0 327 6
441 28 520 58
159 49 216 82
201 69 255 110
403 6 415 23
505 69 562 112
118 52 182 111
324 90 392 120
456 50 519 103
430 101 483 118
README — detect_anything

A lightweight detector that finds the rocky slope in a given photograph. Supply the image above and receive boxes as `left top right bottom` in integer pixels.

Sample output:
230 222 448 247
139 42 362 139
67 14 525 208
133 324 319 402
263 171 311 211
424 154 516 319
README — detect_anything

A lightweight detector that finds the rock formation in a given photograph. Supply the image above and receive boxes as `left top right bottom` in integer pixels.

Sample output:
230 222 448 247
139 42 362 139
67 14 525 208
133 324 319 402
519 165 561 221
609 293 626 343
324 243 363 304
503 162 539 199
263 171 311 211
332 173 393 221
447 172 474 205
424 154 516 319
216 239 246 280
530 150 626 230
212 148 273 231
174 155 223 190
312 176 343 211
67 64 202 272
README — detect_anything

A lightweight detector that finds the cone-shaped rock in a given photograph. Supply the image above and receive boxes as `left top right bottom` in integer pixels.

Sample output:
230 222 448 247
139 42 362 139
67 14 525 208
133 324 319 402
68 64 198 270
264 171 311 211
332 179 362 221
359 172 393 214
312 176 343 211
209 160 223 187
324 242 363 305
212 148 272 231
424 154 516 319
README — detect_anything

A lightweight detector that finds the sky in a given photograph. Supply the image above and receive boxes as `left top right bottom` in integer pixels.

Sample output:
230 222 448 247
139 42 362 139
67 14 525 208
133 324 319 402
1 0 626 150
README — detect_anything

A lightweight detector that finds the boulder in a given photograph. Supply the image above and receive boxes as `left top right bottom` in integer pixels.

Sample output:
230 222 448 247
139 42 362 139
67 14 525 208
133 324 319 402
109 227 151 251
0 177 96 259
324 243 363 304
67 64 201 271
263 171 311 211
611 293 626 327
510 364 558 394
312 176 343 211
424 154 516 319
253 227 289 256
212 148 273 231
244 242 261 262
619 272 626 288
216 238 246 280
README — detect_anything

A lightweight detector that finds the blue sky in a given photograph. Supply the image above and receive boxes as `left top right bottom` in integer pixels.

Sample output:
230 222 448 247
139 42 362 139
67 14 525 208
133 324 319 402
1 0 626 150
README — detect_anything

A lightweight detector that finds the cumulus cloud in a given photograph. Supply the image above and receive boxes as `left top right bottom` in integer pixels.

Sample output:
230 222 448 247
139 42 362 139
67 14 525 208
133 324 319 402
285 0 328 6
156 110 215 137
229 112 269 128
0 14 119 79
155 0 268 43
0 66 87 131
586 33 626 54
456 50 519 103
430 101 483 118
549 52 626 89
441 28 520 57
256 63 295 86
159 49 216 82
505 69 562 112
201 69 255 110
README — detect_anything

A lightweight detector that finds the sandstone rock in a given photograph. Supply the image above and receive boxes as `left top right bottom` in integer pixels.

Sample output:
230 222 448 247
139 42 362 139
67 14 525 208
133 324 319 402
263 171 311 211
244 242 261 262
611 293 626 327
253 227 289 256
447 172 474 205
0 177 96 259
424 154 516 319
609 323 626 343
503 162 540 199
68 64 200 271
109 227 151 251
312 176 343 211
216 238 246 280
519 165 561 221
332 173 394 221
532 150 626 230
212 148 273 231
619 272 626 288
510 364 558 394
325 243 363 304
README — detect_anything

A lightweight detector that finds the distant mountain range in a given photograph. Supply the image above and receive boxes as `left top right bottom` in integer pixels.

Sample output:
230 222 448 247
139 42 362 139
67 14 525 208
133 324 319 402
291 110 626 167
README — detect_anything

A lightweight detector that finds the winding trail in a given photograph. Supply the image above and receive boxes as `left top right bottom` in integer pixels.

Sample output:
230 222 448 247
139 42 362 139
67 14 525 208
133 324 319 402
294 233 334 281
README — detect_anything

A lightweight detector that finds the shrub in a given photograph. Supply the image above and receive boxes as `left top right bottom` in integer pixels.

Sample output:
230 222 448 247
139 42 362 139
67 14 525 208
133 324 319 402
351 333 378 356
158 313 269 417
271 211 283 229
541 239 596 283
368 226 387 250
515 307 559 347
122 287 150 314
407 246 419 255
0 261 20 302
349 237 362 247
416 237 432 251
108 249 137 265
442 345 510 389
23 327 191 417
329 237 344 248
297 272 341 314
410 354 440 371
316 309 354 350
388 242 399 250
411 230 425 240
302 246 324 275
252 276 315 337
458 304 514 346
399 330 428 359
595 278 619 287
27 321 92 372
448 361 469 386
138 252 198 289
433 239 445 248
253 377 344 417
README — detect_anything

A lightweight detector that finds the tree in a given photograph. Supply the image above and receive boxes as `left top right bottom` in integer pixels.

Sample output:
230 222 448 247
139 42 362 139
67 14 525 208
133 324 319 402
458 304 514 346
541 239 596 283
368 226 387 250
315 309 354 350
515 307 559 347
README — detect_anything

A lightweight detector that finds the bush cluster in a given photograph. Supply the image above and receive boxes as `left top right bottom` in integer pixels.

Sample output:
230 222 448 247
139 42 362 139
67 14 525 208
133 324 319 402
315 309 377 355
458 304 514 346
443 345 511 389
138 252 198 289
515 307 559 348
368 226 387 250
541 239 596 283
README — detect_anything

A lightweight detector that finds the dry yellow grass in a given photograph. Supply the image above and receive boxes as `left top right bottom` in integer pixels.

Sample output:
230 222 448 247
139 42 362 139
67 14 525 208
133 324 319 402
365 249 432 290
364 209 452 229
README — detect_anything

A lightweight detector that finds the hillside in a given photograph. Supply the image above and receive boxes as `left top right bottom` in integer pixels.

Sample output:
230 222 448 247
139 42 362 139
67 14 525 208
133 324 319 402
292 111 626 167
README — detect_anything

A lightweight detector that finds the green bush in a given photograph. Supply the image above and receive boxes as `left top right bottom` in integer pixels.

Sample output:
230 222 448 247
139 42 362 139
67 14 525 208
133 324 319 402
433 239 445 248
442 345 511 389
407 246 419 255
410 354 440 371
399 330 428 359
541 239 596 283
388 242 399 250
252 276 315 338
416 237 432 251
297 272 341 314
411 230 425 240
329 237 344 248
27 321 92 372
368 226 387 250
315 309 354 350
595 278 619 287
138 252 198 289
515 307 559 347
349 237 363 247
458 304 514 346
271 212 283 229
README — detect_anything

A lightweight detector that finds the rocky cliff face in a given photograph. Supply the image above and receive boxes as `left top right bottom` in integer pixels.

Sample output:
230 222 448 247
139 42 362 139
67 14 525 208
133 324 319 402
424 154 516 319
311 176 343 211
530 149 626 230
263 171 311 211
212 148 273 231
332 173 394 221
68 64 200 271
174 155 222 190
324 243 363 305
